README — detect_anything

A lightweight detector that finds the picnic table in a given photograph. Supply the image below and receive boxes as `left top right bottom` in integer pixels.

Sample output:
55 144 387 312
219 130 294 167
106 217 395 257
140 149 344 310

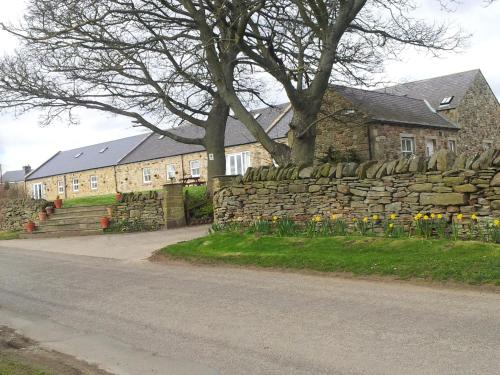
181 176 205 186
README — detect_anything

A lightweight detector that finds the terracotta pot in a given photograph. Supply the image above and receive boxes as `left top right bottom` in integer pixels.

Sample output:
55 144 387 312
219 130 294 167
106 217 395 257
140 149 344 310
38 211 48 221
25 221 35 233
100 217 110 229
45 206 54 215
115 193 122 202
54 198 63 209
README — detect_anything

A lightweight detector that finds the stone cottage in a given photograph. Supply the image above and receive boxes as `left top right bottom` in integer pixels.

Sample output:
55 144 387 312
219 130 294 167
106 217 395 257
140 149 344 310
23 69 498 199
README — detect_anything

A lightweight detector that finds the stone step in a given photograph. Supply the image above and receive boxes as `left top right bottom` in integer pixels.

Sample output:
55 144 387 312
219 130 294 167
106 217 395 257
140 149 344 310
35 222 102 232
19 229 103 239
51 209 108 219
42 216 102 225
53 205 108 215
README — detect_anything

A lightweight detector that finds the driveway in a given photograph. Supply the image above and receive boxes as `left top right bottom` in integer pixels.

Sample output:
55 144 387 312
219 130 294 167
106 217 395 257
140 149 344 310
0 245 499 375
5 225 209 260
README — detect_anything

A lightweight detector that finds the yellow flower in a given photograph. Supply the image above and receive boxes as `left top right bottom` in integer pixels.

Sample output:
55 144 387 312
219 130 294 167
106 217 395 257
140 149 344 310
456 214 463 221
353 218 358 223
372 215 379 221
388 223 394 229
414 213 423 221
390 213 397 220
363 217 369 223
272 216 279 223
312 215 322 223
423 215 429 221
494 219 500 227
330 214 337 221
471 214 478 221
437 214 443 220
430 213 436 219
256 216 262 221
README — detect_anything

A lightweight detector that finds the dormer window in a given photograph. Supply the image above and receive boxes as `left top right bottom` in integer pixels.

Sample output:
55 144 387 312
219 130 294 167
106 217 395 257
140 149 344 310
74 152 83 158
440 96 454 106
99 146 108 153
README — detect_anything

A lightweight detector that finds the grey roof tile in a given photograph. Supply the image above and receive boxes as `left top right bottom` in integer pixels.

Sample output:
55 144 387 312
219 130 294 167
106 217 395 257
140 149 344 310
375 69 480 110
27 134 149 180
333 85 457 129
1 170 25 183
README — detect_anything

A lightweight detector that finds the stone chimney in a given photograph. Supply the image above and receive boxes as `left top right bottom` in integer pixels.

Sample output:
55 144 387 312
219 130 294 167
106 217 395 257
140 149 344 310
23 165 32 175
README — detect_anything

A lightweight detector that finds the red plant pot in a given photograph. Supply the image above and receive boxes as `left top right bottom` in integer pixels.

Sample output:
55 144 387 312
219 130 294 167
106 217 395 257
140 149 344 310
115 193 122 202
100 217 110 229
54 198 63 209
38 211 48 221
25 221 35 233
45 206 54 215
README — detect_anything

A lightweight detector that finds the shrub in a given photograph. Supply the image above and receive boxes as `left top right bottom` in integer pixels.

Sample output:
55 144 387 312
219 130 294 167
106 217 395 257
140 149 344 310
184 186 213 221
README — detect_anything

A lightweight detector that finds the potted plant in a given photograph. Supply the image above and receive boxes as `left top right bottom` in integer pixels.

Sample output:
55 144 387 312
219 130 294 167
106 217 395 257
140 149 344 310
100 216 110 229
115 192 122 202
25 220 35 233
54 195 63 209
38 210 48 221
45 205 54 215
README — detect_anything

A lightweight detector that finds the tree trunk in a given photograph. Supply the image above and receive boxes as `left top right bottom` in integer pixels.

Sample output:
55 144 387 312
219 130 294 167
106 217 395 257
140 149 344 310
204 99 229 196
288 104 320 167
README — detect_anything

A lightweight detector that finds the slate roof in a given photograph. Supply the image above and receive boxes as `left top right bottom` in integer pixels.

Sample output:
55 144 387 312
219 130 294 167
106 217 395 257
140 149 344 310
333 85 458 129
375 69 480 110
119 104 291 164
1 170 26 183
26 134 149 180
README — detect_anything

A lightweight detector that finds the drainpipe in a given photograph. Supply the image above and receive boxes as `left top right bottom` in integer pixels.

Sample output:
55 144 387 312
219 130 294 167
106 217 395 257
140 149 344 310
113 165 119 193
367 124 374 160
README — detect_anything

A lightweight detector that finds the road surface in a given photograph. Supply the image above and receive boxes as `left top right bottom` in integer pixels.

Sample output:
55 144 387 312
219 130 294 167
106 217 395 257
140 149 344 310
0 245 498 374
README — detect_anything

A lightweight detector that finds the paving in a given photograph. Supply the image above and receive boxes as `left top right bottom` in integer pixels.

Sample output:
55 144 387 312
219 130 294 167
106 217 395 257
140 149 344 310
6 225 210 260
0 243 499 375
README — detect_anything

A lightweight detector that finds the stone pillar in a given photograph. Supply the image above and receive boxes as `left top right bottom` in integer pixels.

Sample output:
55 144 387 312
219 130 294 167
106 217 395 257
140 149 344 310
211 175 237 193
162 183 186 228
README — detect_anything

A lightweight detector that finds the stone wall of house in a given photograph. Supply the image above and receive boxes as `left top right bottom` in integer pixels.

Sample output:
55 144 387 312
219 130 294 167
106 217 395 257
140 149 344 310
369 124 458 160
115 142 276 193
26 167 117 201
440 73 500 154
213 149 500 229
0 198 48 231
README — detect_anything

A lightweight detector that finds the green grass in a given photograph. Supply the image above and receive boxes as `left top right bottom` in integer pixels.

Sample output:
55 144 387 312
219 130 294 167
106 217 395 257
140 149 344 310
160 232 500 285
0 231 19 240
0 356 48 375
62 194 116 208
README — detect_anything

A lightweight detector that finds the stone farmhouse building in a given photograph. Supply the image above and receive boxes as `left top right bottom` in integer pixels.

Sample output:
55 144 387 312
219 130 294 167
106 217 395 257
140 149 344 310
24 70 498 200
1 165 32 186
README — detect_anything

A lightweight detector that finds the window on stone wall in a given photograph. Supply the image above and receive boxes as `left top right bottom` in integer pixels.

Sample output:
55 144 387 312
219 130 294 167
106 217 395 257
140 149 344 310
57 180 65 195
448 140 456 152
401 137 415 158
33 183 44 199
72 178 79 192
166 164 176 181
425 139 437 157
143 168 152 184
90 175 98 190
190 160 200 177
226 151 251 175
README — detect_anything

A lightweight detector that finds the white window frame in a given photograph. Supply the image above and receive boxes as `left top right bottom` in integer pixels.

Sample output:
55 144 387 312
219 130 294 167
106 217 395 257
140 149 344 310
447 139 456 152
90 175 98 190
32 183 44 200
226 151 251 175
401 137 415 158
166 164 176 180
425 138 437 157
57 180 65 195
143 168 152 184
190 160 201 177
72 178 79 192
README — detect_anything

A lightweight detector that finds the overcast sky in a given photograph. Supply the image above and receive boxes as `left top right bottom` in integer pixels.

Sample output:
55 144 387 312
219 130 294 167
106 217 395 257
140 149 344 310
0 0 499 173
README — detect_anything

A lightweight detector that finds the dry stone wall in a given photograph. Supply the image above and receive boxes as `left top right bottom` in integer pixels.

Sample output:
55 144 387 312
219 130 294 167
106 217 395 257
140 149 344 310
213 149 500 228
0 198 48 231
111 190 165 230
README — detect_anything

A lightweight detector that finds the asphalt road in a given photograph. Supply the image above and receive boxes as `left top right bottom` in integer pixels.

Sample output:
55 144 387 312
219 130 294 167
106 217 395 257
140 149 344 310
0 246 499 375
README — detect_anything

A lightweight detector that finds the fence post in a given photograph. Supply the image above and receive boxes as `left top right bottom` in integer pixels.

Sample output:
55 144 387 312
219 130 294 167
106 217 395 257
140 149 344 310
162 183 186 228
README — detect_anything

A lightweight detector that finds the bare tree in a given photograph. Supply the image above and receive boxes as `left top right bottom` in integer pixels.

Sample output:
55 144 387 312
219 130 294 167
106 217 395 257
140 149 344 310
179 0 468 166
0 0 261 189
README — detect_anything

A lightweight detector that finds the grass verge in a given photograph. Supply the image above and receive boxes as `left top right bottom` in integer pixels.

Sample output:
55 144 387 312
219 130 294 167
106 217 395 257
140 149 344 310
62 194 115 208
0 355 48 375
159 232 500 285
0 231 19 240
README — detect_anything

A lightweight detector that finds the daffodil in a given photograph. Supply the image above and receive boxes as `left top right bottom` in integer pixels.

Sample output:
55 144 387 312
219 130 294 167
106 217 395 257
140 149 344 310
362 217 369 223
372 214 379 221
390 213 397 220
414 213 423 221
272 216 279 223
471 214 478 221
437 214 443 220
312 215 322 223
353 218 358 223
330 214 337 221
388 223 394 229
430 213 436 219
456 214 463 221
423 215 429 221
494 219 500 227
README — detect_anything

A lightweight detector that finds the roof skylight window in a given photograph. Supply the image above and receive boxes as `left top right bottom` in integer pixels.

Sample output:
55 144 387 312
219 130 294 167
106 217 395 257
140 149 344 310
253 113 262 119
74 152 83 158
99 146 108 153
158 135 165 140
440 96 454 106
